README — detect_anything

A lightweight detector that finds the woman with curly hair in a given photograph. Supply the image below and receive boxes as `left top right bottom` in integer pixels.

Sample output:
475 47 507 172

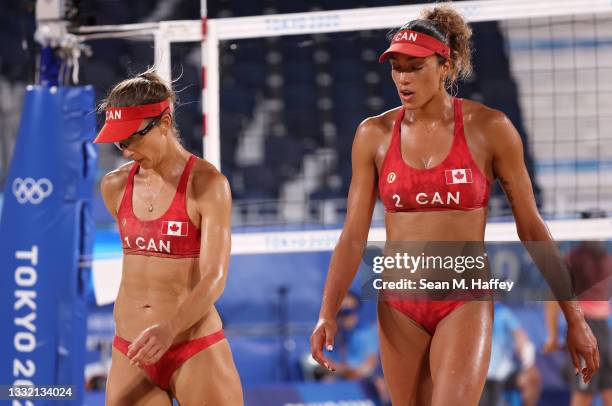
310 6 598 405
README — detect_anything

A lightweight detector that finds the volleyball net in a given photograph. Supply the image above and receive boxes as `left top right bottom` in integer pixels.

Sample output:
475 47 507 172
67 0 612 229
209 0 612 226
76 0 612 299
81 0 612 226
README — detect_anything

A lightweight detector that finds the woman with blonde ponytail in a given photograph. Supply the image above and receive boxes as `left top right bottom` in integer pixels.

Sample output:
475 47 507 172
96 69 243 405
310 5 599 405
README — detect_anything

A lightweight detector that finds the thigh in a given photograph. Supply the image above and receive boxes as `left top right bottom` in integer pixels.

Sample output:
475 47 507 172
378 301 432 406
170 339 243 406
415 347 433 406
106 347 172 406
429 300 493 406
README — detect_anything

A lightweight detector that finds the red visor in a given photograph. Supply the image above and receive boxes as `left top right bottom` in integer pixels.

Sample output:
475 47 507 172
94 99 170 144
379 29 450 63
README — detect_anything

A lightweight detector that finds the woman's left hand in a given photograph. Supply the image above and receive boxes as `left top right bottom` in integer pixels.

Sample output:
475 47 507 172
127 322 176 367
566 318 599 384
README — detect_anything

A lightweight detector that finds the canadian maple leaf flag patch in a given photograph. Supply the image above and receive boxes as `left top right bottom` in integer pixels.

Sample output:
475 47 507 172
162 221 188 237
444 169 473 185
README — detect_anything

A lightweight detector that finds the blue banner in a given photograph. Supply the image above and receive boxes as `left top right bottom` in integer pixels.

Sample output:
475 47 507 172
0 86 97 405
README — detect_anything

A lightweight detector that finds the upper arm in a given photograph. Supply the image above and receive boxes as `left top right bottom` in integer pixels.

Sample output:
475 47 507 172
342 119 379 240
195 168 232 280
100 170 125 221
488 111 545 237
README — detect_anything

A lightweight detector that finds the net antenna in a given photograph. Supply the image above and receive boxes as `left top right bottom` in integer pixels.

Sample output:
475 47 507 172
66 0 612 171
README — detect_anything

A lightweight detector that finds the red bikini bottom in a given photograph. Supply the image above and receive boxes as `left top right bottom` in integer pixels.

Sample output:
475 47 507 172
385 299 471 335
113 330 225 390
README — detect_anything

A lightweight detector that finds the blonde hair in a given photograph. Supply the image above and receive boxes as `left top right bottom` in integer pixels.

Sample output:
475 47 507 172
99 67 177 110
99 67 182 138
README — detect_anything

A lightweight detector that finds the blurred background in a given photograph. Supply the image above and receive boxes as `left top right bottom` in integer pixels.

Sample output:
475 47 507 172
0 0 610 405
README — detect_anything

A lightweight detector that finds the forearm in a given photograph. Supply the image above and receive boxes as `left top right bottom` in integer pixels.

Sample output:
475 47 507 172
519 222 584 326
168 270 225 335
519 220 576 302
319 237 367 319
557 300 584 326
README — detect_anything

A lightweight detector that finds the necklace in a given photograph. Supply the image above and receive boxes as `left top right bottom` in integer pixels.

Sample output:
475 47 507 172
144 176 163 212
422 156 434 169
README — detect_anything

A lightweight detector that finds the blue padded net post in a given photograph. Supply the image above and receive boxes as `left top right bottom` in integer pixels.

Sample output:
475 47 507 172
0 85 97 405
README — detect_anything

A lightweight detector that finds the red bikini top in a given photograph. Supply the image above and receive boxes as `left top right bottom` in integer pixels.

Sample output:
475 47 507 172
117 155 201 258
378 98 490 212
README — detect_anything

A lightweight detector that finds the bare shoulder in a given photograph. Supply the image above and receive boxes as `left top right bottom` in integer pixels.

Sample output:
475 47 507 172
462 99 517 134
189 157 231 204
100 161 132 197
353 107 400 153
461 99 520 150
461 99 510 128
100 161 134 218
358 107 399 137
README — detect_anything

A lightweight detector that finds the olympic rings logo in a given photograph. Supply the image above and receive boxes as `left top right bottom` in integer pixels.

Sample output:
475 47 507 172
12 177 54 205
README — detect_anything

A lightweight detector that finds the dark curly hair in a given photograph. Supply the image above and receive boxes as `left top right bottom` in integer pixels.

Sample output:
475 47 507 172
387 5 473 86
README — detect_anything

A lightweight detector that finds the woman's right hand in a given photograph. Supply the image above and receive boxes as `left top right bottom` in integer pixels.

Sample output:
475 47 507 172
309 118 378 373
310 318 338 372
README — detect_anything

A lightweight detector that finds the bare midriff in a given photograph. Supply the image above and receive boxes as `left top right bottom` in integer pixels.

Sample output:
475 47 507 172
385 208 487 242
113 254 222 343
